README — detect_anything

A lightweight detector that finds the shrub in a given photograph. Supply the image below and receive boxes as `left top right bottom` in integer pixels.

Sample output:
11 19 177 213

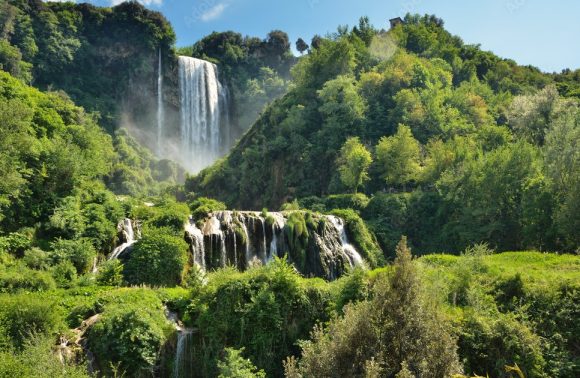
0 295 63 350
0 265 56 293
189 197 226 221
22 248 51 270
123 232 188 287
0 334 90 378
96 259 124 286
50 238 96 275
52 261 78 288
217 348 266 378
147 201 190 235
88 305 171 377
458 311 546 378
325 193 370 213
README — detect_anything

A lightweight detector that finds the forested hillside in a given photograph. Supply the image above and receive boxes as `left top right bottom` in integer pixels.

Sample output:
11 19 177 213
189 15 580 255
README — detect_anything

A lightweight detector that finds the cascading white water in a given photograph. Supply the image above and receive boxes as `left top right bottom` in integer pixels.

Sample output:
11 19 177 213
184 211 365 280
185 217 205 269
109 218 138 260
156 48 164 156
174 329 194 378
327 216 364 267
269 224 278 262
178 56 228 172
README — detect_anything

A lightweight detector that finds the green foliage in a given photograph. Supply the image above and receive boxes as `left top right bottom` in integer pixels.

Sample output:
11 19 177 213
287 237 461 377
376 124 421 188
52 260 78 288
458 312 546 377
189 197 227 221
0 263 56 293
0 294 62 350
337 137 373 193
217 348 266 378
123 231 188 287
0 334 89 378
87 289 173 377
96 259 123 287
50 238 96 275
188 259 333 376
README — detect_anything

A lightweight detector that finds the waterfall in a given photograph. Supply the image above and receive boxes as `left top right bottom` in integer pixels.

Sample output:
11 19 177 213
178 56 229 172
156 48 164 156
327 216 364 267
174 330 195 378
184 211 365 280
185 217 205 269
269 224 278 262
109 218 138 260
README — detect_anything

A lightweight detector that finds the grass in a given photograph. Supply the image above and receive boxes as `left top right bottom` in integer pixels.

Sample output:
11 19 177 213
419 251 580 294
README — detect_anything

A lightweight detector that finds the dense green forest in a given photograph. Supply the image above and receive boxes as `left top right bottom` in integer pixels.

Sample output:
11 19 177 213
0 2 578 378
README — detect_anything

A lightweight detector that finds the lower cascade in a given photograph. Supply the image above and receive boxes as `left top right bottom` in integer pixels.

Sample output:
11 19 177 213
185 211 365 280
174 329 195 378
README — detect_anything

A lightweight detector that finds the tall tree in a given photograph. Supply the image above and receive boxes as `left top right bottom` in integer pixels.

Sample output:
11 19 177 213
376 125 421 189
295 38 309 55
337 137 372 193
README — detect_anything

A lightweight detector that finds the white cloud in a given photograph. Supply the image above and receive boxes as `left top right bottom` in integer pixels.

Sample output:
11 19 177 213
43 0 77 2
200 3 228 22
110 0 163 6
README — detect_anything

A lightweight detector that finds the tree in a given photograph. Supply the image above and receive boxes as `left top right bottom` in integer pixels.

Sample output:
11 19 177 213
336 137 372 193
123 232 188 286
295 38 309 55
218 348 266 378
310 34 323 50
376 125 422 189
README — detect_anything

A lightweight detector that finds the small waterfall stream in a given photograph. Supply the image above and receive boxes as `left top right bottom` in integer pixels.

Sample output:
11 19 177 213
174 329 195 378
156 48 164 156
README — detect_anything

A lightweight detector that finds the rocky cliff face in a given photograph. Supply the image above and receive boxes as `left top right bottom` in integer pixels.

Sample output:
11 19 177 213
185 211 364 280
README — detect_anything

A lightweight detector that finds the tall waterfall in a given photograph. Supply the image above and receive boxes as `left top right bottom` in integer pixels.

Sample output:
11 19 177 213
178 56 229 172
156 48 164 156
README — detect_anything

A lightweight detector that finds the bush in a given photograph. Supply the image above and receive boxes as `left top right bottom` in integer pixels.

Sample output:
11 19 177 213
0 295 63 350
363 193 409 257
88 305 172 377
0 334 89 378
50 238 96 275
189 259 332 376
147 201 190 235
217 348 266 378
22 248 51 270
189 197 227 221
458 311 546 377
123 232 188 286
0 232 32 257
96 259 124 287
325 193 370 213
0 264 56 293
52 261 78 288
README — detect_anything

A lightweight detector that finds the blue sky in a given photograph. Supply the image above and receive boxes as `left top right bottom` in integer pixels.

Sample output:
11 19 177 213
68 0 580 73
